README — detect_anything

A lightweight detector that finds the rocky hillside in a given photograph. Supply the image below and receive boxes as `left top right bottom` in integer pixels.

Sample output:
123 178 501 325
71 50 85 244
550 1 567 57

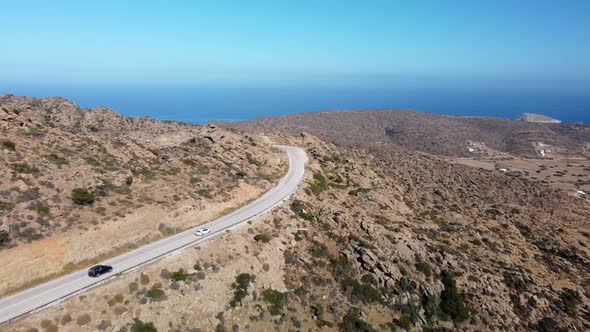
0 94 286 295
3 97 590 332
219 109 590 157
8 133 590 332
270 136 590 331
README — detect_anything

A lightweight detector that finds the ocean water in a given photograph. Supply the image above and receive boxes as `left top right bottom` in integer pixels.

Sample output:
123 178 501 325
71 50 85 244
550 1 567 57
1 83 588 124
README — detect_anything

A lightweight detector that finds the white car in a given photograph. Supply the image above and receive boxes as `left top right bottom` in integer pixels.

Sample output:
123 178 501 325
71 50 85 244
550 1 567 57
194 228 211 236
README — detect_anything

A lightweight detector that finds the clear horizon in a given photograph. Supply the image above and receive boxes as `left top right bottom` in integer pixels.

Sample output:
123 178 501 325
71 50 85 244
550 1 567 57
1 1 588 124
1 1 589 89
2 82 589 125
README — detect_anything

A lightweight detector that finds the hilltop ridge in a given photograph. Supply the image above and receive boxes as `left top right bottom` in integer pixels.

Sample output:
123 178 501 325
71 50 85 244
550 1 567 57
219 108 590 158
0 95 286 298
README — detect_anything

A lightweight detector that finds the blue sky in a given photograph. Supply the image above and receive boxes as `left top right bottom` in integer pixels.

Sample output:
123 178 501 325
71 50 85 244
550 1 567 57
1 1 589 86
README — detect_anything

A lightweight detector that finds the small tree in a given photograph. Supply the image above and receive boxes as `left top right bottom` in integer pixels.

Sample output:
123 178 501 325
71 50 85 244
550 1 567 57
230 273 251 307
262 288 288 315
253 233 271 243
440 271 469 322
170 269 190 282
71 188 94 205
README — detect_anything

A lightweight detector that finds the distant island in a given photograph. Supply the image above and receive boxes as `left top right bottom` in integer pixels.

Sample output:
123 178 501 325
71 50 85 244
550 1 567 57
518 112 561 123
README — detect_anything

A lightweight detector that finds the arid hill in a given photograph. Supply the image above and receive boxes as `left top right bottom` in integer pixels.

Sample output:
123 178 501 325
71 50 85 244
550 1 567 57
8 133 590 332
0 94 286 296
3 98 590 332
219 109 590 157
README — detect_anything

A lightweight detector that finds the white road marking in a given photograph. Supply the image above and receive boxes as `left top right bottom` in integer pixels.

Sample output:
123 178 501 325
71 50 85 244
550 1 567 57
0 145 306 324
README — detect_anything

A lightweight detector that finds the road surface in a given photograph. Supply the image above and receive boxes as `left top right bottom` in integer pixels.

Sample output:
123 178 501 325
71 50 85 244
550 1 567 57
0 145 307 324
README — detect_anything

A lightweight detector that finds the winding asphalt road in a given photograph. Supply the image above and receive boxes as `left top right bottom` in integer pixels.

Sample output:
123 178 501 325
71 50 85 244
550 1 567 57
0 145 307 324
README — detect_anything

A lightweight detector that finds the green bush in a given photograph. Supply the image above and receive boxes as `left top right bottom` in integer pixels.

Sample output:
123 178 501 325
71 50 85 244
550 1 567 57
130 318 158 332
196 189 213 199
26 127 45 137
341 278 383 304
293 231 305 241
171 269 190 282
133 167 155 180
340 308 374 332
503 272 527 292
253 233 271 243
107 294 125 306
46 153 68 165
558 288 581 316
308 172 327 196
537 317 559 332
230 273 251 307
439 272 469 322
330 255 353 280
360 274 377 286
31 233 44 241
1 140 15 151
10 163 40 175
309 242 329 258
146 288 165 300
348 188 370 196
262 288 288 315
395 300 421 330
415 260 433 278
0 200 10 211
290 200 313 221
71 188 95 205
422 293 440 320
36 204 50 216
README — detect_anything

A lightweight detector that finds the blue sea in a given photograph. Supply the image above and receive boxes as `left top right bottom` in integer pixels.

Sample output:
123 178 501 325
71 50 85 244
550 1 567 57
1 83 588 124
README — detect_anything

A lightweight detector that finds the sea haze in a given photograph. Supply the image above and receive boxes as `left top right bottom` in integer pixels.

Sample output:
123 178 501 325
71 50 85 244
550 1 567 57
1 83 588 124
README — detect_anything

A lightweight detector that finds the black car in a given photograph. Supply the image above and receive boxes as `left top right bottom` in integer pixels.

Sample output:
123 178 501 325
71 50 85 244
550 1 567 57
88 265 113 277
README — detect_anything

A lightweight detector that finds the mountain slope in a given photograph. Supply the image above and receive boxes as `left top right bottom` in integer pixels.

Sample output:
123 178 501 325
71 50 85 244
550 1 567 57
7 133 590 332
0 94 286 296
219 109 590 157
3 98 590 332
